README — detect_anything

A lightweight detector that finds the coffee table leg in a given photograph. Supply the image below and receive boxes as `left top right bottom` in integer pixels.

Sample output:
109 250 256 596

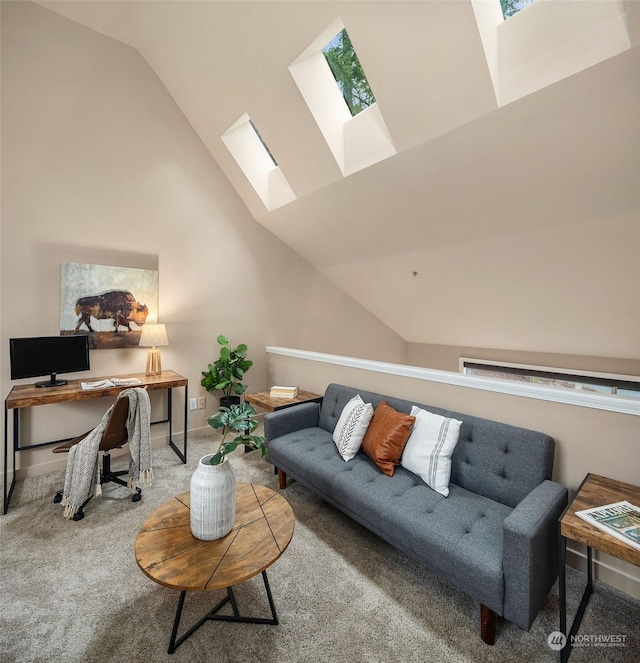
168 591 232 654
227 586 240 617
166 571 280 654
168 591 186 655
262 570 279 625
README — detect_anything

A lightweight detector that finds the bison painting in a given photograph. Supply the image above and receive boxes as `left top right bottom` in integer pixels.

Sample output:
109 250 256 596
74 290 149 333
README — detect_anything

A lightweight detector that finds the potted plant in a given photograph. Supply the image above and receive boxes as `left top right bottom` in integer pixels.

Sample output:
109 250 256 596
190 402 266 541
201 335 254 409
206 402 267 464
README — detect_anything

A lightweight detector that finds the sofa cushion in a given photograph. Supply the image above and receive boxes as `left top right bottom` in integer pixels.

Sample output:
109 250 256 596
401 406 462 497
398 483 510 612
332 466 511 611
268 427 348 497
332 394 374 461
361 401 415 476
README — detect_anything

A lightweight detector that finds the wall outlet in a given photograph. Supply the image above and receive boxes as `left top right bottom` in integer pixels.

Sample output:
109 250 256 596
189 398 198 411
198 396 206 409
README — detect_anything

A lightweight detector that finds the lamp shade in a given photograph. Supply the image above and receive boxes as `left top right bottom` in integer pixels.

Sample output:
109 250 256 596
139 323 169 348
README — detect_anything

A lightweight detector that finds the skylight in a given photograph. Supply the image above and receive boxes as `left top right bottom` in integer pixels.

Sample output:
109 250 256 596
500 0 536 20
473 0 630 105
289 17 396 177
249 119 277 167
222 114 295 212
322 28 376 117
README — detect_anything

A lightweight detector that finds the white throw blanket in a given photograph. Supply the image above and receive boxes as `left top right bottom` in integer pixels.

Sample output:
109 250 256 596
61 388 153 519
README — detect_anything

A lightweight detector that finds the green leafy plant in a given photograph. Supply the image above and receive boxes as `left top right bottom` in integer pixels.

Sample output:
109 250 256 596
201 335 253 399
322 28 376 117
206 402 267 465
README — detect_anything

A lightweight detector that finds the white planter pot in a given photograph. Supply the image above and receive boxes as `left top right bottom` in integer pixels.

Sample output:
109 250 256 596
190 455 236 540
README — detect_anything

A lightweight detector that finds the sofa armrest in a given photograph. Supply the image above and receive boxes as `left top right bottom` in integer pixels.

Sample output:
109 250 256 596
264 402 321 443
502 480 568 630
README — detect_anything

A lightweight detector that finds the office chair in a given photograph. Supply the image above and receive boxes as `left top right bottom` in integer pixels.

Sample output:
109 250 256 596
52 395 142 521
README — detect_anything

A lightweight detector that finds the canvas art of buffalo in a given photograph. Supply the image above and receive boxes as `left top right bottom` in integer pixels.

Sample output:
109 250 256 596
74 290 149 333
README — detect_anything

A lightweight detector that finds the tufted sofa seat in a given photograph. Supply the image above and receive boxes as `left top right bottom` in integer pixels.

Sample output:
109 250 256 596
264 383 568 644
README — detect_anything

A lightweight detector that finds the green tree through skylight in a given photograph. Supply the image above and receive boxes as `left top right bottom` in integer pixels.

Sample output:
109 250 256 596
322 29 376 117
501 0 536 20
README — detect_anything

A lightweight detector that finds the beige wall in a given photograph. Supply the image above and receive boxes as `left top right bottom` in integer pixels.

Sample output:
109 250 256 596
267 352 640 597
0 1 405 478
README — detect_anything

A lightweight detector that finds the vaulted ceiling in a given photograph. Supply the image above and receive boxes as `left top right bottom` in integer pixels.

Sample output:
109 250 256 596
33 1 640 352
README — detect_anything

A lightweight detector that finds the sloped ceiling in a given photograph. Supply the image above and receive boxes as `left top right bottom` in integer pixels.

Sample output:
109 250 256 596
33 1 640 354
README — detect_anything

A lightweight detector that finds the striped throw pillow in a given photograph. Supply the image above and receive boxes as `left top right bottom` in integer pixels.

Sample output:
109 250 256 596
400 406 462 496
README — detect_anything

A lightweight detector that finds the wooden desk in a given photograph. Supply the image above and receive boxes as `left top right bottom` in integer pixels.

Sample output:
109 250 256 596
558 473 640 661
3 370 188 514
135 483 294 654
245 389 322 413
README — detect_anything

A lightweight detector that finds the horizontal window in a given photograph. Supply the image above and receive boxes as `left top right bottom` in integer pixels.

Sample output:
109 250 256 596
461 359 640 400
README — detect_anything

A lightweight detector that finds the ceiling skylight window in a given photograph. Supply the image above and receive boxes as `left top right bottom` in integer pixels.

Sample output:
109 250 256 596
500 0 536 20
222 114 295 212
473 0 630 105
249 119 277 167
322 28 376 117
289 17 396 177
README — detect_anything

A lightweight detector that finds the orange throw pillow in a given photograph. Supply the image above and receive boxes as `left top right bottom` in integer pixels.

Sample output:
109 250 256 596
361 401 415 476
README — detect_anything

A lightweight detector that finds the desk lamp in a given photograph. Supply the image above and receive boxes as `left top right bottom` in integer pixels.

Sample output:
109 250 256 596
139 323 169 376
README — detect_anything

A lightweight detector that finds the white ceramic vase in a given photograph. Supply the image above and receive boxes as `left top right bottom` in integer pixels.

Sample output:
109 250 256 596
190 455 236 540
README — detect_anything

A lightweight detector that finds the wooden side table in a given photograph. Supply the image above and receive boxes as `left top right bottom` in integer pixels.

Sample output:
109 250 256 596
245 389 322 413
135 482 295 654
558 473 640 662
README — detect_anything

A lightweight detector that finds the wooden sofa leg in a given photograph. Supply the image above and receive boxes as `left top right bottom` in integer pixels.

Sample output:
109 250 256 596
277 468 287 490
480 604 496 645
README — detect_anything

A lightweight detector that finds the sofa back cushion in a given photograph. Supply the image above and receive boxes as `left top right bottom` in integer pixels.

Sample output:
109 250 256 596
319 383 555 508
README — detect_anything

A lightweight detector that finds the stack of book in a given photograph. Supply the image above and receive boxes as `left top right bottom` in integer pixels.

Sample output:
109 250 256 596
270 385 299 399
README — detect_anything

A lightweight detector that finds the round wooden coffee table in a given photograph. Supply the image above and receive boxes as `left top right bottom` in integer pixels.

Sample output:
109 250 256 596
135 482 295 654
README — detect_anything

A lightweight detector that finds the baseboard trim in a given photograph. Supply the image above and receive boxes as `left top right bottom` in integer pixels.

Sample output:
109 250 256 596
566 545 640 599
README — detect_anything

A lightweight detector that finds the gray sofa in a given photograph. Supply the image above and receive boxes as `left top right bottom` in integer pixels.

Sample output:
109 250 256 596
264 383 568 644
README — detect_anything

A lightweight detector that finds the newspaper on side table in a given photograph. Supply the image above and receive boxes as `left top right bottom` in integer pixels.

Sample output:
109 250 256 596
575 500 640 551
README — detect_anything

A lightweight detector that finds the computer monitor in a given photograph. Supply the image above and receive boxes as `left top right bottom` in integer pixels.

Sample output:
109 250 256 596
9 335 90 388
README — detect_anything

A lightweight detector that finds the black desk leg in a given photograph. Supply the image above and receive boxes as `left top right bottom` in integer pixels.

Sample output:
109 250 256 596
183 384 188 462
168 385 188 464
3 408 18 515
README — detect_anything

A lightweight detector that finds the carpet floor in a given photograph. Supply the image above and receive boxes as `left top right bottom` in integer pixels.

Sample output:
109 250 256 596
1 432 637 663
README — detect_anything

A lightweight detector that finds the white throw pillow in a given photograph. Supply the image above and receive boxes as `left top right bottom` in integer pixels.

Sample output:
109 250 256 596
332 395 374 462
401 406 462 497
